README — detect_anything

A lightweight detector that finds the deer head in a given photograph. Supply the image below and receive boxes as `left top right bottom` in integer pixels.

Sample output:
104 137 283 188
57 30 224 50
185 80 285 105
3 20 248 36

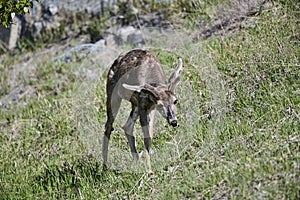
123 58 183 127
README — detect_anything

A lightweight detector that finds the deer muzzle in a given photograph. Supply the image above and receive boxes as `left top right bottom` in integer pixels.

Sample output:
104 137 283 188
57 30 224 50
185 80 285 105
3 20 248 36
167 105 178 127
169 119 178 127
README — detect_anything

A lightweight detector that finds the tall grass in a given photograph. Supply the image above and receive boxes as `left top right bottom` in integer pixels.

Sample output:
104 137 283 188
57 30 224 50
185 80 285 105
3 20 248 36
0 0 299 199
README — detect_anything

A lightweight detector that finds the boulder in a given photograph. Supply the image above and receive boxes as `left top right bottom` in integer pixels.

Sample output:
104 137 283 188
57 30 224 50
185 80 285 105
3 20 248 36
127 30 145 47
0 17 22 50
104 26 146 47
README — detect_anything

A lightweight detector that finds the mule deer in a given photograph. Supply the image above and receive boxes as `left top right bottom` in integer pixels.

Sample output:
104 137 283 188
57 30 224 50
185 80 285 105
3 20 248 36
102 49 183 169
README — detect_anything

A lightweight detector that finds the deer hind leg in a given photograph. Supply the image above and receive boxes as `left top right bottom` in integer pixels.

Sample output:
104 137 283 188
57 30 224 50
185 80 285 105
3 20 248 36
139 108 156 170
102 87 122 167
122 105 139 160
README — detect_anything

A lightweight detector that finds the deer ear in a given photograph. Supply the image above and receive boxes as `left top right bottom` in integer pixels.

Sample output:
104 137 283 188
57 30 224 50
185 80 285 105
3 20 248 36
142 84 160 102
123 83 159 102
168 58 183 93
122 83 143 92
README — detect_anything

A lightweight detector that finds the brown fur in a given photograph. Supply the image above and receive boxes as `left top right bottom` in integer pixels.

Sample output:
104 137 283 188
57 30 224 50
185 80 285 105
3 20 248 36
102 49 183 169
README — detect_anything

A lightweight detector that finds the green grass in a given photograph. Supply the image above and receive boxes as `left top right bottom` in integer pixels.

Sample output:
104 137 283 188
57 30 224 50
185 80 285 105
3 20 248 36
0 0 299 199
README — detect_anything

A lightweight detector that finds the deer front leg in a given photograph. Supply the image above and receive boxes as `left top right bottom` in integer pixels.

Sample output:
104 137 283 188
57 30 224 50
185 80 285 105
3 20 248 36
139 108 155 169
122 105 139 160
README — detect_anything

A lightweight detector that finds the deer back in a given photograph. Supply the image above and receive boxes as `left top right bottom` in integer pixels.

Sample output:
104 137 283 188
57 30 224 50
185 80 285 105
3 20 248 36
108 49 166 100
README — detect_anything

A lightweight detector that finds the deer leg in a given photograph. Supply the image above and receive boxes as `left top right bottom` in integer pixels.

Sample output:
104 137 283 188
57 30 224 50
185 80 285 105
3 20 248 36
139 108 155 169
148 109 156 140
102 91 122 167
122 105 139 160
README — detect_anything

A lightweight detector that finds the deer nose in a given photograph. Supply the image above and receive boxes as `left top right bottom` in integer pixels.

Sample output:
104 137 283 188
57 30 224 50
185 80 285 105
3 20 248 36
170 120 178 127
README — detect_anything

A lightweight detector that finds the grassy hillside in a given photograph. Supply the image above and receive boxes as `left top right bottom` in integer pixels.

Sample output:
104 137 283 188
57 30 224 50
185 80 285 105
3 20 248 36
0 0 299 199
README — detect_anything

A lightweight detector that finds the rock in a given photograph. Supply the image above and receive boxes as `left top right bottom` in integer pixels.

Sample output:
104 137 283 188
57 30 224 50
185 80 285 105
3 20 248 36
32 1 43 20
104 33 117 48
107 26 146 47
104 28 149 48
0 16 22 50
95 39 106 47
55 40 120 82
117 26 136 45
127 30 145 46
56 39 116 66
48 4 58 16
32 21 44 38
0 0 171 50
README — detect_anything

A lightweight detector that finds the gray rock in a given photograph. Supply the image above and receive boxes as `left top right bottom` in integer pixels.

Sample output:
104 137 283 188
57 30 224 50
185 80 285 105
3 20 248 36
104 26 146 47
95 39 106 48
32 21 44 38
57 43 120 81
48 4 58 16
117 26 136 45
104 33 117 48
0 17 21 50
127 30 145 46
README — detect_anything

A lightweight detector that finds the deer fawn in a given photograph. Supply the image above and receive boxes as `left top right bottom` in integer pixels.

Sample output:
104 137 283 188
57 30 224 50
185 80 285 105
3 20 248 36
102 49 183 169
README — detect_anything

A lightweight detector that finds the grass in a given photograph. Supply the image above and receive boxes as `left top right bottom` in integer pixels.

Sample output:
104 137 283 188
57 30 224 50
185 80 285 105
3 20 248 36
0 0 299 199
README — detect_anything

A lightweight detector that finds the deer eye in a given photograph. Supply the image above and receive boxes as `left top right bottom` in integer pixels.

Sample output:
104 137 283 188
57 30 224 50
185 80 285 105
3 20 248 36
174 99 178 105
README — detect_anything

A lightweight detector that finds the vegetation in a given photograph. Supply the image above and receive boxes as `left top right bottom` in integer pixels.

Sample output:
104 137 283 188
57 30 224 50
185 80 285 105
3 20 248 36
0 0 299 199
0 0 36 27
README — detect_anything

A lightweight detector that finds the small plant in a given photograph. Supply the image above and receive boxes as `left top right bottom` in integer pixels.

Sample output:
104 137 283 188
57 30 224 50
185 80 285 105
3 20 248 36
0 0 37 27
